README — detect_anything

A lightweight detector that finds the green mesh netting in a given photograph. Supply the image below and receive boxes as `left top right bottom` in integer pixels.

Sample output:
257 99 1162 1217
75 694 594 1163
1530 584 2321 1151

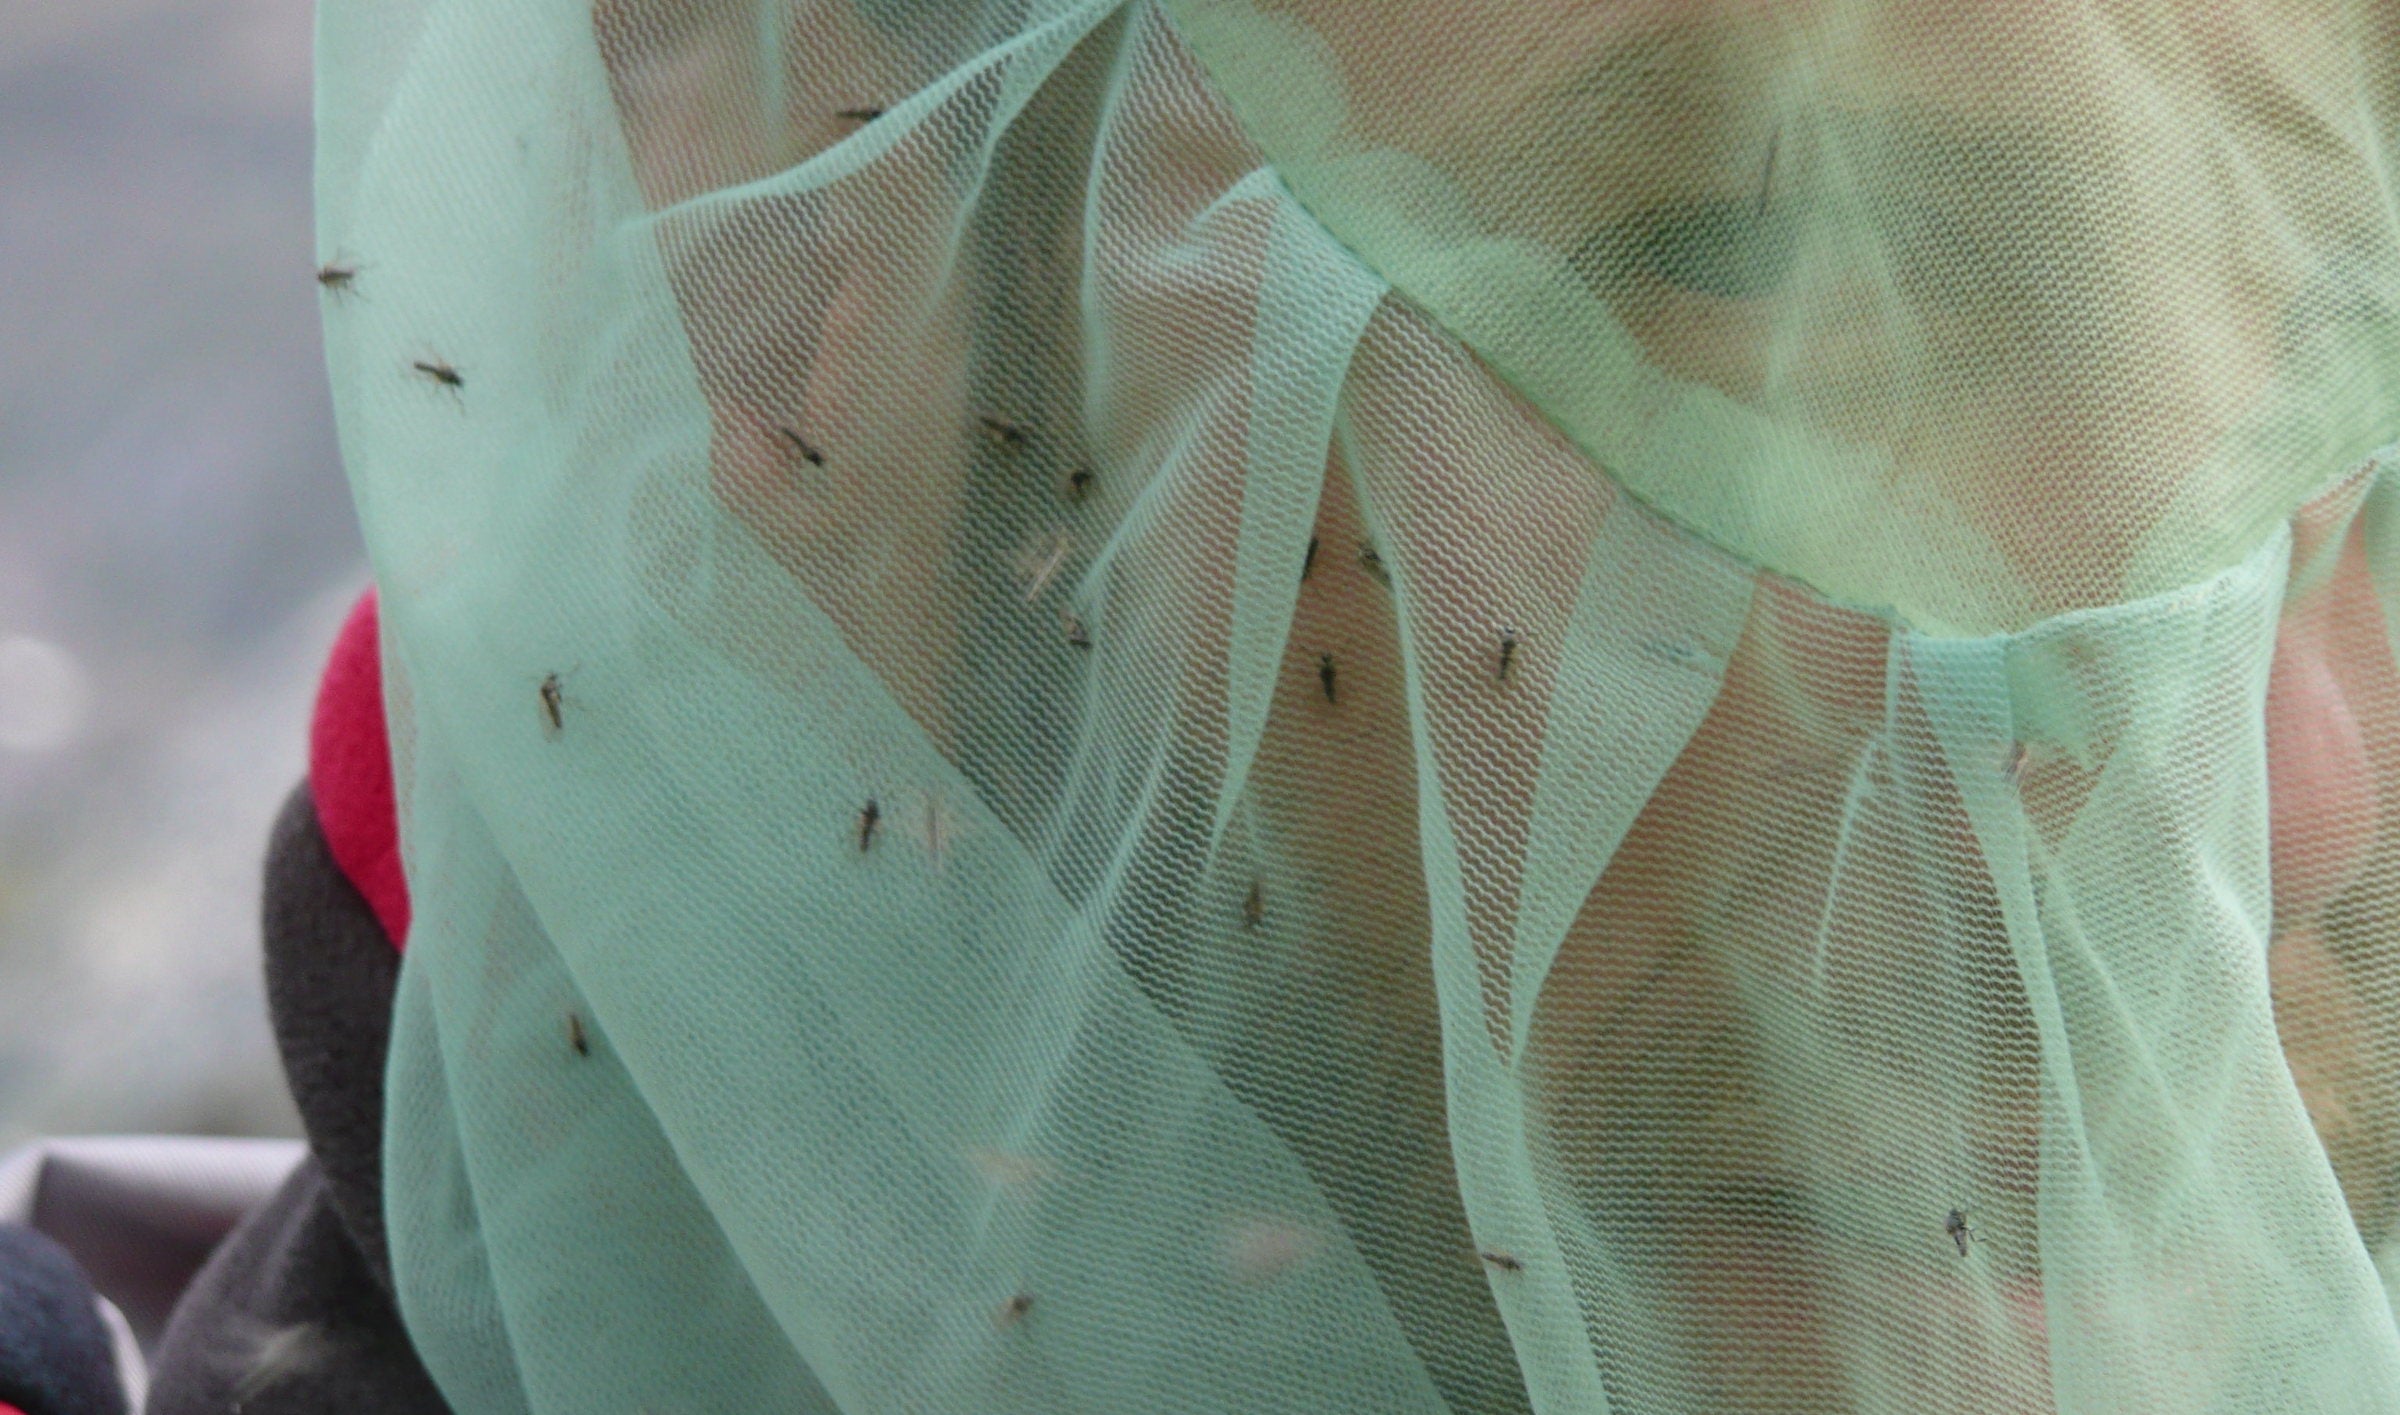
316 1 2400 1408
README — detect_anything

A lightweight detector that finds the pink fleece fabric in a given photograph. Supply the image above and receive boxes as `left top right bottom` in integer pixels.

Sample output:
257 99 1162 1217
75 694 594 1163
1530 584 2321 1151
309 588 410 951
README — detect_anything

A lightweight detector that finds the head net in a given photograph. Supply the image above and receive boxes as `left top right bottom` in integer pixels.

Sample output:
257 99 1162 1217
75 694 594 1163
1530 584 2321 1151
316 0 2400 1409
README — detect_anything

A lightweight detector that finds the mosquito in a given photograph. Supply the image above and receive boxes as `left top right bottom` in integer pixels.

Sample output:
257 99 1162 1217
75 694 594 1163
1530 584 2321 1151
315 260 360 295
776 426 826 468
995 1293 1035 1327
858 796 882 852
978 415 1030 449
1498 629 1519 682
413 358 464 391
1944 1208 1980 1258
1478 1250 1524 1273
567 1012 589 1057
837 106 885 123
538 673 566 738
1318 653 1337 703
1301 535 1320 581
1066 468 1094 501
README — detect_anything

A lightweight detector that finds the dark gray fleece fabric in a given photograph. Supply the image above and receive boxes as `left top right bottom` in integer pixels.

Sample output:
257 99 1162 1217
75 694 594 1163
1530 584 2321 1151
143 786 446 1415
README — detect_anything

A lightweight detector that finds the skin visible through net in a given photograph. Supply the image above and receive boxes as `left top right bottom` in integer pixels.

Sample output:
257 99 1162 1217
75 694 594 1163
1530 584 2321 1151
551 2 2396 1407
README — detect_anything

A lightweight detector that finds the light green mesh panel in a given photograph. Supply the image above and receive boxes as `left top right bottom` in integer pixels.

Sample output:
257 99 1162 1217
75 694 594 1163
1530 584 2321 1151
316 0 2400 1409
1168 0 2400 636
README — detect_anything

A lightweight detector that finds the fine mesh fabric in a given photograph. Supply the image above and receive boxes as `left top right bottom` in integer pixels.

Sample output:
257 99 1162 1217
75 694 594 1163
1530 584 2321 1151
314 1 2400 1409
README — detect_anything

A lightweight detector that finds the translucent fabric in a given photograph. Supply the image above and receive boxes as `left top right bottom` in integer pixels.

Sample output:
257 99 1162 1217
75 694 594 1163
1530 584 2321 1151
314 1 2400 1409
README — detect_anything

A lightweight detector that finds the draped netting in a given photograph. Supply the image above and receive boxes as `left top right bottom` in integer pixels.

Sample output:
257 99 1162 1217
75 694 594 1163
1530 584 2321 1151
316 0 2400 1409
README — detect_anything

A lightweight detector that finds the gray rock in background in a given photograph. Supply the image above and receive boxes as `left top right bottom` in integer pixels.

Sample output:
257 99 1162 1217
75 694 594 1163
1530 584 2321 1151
1 0 366 1144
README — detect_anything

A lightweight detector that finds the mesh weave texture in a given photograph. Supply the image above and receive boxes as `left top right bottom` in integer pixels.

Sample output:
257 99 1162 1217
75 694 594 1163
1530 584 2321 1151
316 1 2400 1409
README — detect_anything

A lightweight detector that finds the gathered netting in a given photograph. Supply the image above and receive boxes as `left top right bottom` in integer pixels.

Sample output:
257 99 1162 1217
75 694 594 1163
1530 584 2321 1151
317 1 2400 1409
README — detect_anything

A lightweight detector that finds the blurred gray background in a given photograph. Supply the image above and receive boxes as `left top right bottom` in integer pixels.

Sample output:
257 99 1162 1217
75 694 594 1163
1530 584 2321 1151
2 0 365 1144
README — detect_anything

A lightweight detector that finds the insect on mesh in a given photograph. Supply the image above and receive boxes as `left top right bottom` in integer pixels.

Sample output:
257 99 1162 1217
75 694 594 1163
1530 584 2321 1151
315 0 2400 1409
